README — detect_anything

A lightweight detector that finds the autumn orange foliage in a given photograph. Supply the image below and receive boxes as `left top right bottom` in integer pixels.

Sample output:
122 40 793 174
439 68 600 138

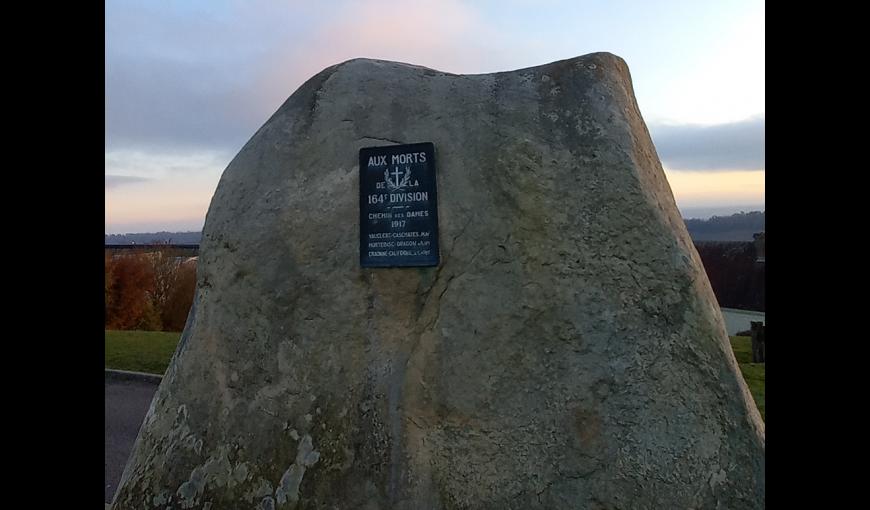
105 248 197 331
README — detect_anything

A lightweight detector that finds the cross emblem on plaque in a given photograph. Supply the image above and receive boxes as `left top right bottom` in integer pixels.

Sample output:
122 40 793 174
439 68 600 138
390 167 403 187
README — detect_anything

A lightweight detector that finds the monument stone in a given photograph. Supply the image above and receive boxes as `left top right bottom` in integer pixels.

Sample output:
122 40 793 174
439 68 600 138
112 53 765 509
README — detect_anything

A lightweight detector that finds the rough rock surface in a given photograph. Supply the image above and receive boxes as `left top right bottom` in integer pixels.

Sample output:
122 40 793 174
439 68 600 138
112 53 765 509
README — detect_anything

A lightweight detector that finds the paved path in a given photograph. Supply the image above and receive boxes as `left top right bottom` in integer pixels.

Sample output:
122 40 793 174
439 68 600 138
105 371 160 505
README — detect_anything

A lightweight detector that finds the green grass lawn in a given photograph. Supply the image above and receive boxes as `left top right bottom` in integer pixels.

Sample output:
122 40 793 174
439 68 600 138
105 330 182 375
730 335 765 421
104 330 765 420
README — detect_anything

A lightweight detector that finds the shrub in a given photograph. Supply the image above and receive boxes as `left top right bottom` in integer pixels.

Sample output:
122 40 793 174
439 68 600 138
104 247 197 332
161 261 196 331
105 250 158 330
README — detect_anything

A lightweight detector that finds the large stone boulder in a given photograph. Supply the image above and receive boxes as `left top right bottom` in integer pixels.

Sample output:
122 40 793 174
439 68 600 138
112 53 764 509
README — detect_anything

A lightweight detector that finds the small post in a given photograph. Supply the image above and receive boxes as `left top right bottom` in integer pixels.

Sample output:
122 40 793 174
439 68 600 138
750 321 765 363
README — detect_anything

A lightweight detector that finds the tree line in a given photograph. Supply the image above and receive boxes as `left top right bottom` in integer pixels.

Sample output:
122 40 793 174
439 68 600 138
106 212 764 246
694 241 764 312
684 211 764 242
104 234 765 332
105 231 202 245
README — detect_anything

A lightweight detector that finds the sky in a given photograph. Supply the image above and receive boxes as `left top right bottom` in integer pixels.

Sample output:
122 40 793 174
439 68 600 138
105 0 764 233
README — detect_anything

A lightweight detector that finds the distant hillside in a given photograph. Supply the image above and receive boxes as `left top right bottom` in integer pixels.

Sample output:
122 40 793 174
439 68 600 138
684 211 764 242
105 212 764 245
105 231 202 245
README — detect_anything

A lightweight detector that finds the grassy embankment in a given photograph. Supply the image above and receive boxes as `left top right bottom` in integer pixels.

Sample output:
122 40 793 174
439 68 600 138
729 335 765 420
105 331 765 420
104 330 181 375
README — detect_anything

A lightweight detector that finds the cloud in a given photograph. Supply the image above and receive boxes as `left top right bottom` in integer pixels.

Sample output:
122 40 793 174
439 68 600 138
663 169 764 208
105 156 223 234
105 0 301 152
304 0 499 73
104 0 520 154
105 149 231 178
649 116 764 171
106 175 150 189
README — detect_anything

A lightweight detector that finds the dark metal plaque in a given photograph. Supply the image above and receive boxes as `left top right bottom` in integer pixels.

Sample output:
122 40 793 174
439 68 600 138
359 142 440 267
